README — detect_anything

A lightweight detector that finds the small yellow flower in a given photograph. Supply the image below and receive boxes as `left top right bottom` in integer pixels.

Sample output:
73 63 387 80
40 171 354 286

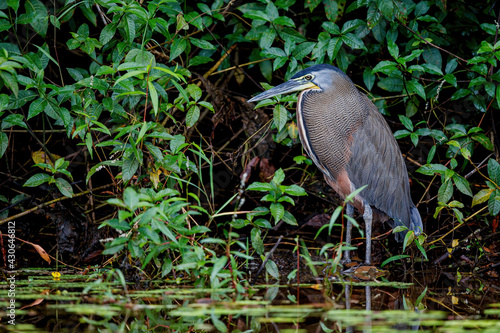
52 272 61 281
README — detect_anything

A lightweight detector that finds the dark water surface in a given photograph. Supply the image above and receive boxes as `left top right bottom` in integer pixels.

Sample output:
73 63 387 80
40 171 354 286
0 266 499 332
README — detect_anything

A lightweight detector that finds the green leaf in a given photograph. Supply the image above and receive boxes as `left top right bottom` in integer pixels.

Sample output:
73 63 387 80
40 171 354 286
99 23 117 45
293 42 316 60
381 254 411 267
398 114 413 131
372 60 398 74
427 145 436 164
394 129 411 139
147 81 158 115
102 237 128 255
0 131 7 158
284 184 306 196
247 182 273 191
472 188 493 207
282 210 298 225
122 154 139 183
274 16 295 27
481 23 497 35
387 38 399 59
363 68 375 91
452 174 472 197
471 133 494 151
265 259 280 279
260 29 277 49
445 58 458 74
210 256 228 282
410 132 419 147
270 203 285 222
414 1 430 16
170 38 187 61
2 114 27 129
273 168 285 185
27 97 47 120
244 10 269 21
273 104 287 131
327 37 342 60
488 192 500 215
251 227 264 255
24 173 51 187
341 33 366 50
438 179 453 203
55 178 73 197
488 159 500 184
186 105 200 128
406 80 426 99
189 38 215 50
378 0 394 17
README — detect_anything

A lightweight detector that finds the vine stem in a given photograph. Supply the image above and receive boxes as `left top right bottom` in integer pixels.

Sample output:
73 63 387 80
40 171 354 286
0 184 114 225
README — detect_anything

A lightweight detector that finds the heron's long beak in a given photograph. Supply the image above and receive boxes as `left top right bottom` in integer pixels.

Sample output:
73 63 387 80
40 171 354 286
248 80 318 102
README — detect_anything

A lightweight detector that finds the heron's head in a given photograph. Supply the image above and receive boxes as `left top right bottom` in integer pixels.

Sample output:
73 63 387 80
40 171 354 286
248 64 346 102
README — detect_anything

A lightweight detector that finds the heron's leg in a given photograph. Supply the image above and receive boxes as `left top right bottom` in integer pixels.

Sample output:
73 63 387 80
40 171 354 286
363 204 373 265
343 203 354 263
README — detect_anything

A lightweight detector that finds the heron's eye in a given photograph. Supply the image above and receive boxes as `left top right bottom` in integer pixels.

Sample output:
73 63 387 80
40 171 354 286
304 74 313 80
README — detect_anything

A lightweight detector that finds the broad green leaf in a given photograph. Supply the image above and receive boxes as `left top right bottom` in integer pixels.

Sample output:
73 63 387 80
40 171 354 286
0 131 7 158
99 23 117 45
327 37 342 60
27 97 47 119
265 259 280 279
251 227 264 255
273 168 285 185
55 178 73 197
372 60 398 74
488 159 500 184
186 105 200 127
243 10 269 21
398 114 413 131
270 202 285 222
322 21 340 35
189 38 215 50
438 179 453 203
274 16 295 27
488 192 500 215
260 29 277 50
170 134 186 154
282 210 298 225
2 113 27 129
122 154 139 183
394 129 411 139
363 67 375 91
472 188 493 207
210 256 228 283
170 38 187 61
414 1 430 16
452 174 472 197
284 184 306 196
273 104 288 131
24 173 51 187
378 0 394 17
427 145 436 164
247 182 273 191
341 33 366 50
406 80 426 99
147 81 158 115
387 38 399 59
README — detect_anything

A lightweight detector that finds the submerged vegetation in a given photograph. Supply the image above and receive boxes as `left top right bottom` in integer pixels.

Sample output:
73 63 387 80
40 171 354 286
0 0 499 330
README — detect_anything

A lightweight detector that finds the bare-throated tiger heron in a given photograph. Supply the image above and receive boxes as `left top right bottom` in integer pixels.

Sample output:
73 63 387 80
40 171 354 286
248 64 423 265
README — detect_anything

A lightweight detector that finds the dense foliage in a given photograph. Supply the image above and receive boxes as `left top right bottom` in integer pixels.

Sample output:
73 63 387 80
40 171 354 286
0 0 498 284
